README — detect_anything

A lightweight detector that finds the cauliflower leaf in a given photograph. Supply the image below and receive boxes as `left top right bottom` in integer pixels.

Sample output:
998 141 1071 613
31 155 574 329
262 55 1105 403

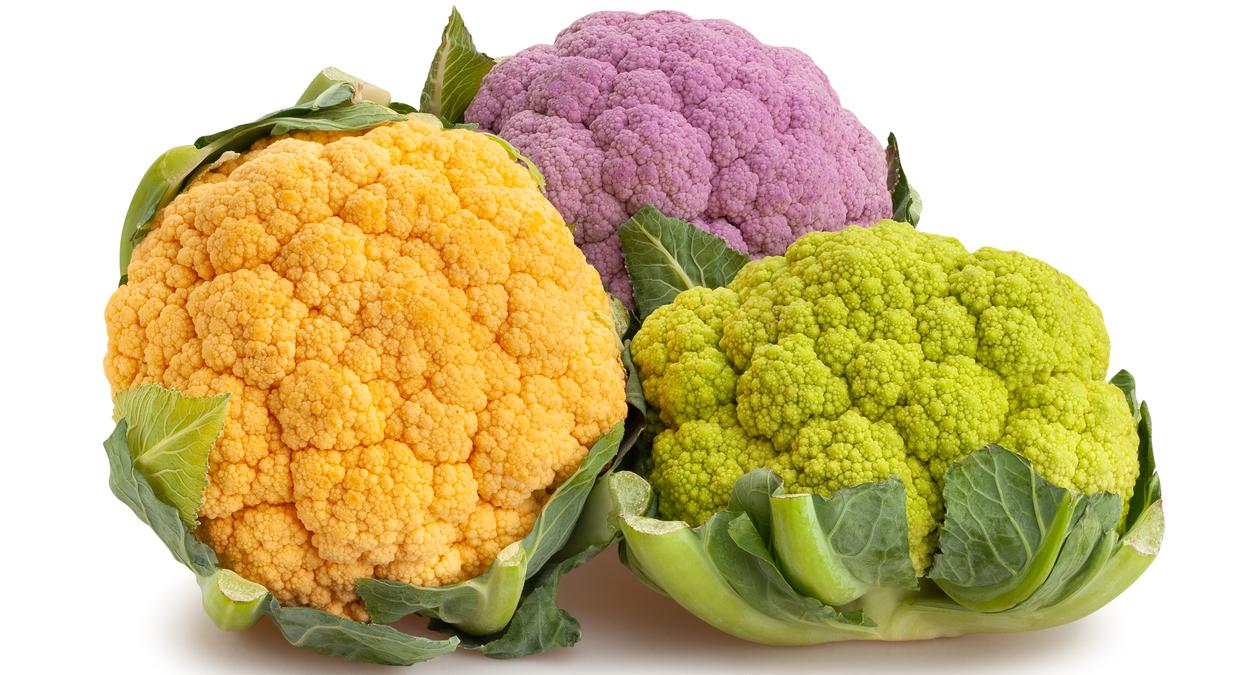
619 205 749 316
113 385 229 526
421 7 495 124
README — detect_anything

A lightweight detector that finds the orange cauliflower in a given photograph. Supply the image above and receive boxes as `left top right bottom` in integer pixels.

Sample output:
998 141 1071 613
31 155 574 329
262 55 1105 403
104 117 627 619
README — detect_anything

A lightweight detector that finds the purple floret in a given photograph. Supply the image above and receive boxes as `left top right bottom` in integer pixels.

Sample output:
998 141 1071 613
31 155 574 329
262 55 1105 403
466 10 891 304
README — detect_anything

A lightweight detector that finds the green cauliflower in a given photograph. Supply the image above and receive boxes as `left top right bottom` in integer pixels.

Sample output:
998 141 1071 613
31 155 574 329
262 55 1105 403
630 221 1139 573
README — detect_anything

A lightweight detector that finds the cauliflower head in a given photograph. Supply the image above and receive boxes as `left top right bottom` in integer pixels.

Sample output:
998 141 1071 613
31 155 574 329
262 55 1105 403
104 117 628 618
465 10 892 304
630 221 1138 572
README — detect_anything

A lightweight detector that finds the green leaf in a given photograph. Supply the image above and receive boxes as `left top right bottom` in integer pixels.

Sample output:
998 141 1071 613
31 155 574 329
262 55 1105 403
768 479 915 608
358 543 528 635
811 479 918 590
726 468 782 542
118 73 405 282
430 546 590 658
421 7 496 124
885 132 922 226
268 602 458 666
1017 494 1121 610
357 424 623 632
1126 401 1160 527
618 205 750 317
558 470 653 561
706 512 844 625
614 342 651 474
103 421 219 577
521 423 624 575
1109 369 1138 417
930 445 1082 612
430 465 653 658
117 145 205 285
113 385 229 525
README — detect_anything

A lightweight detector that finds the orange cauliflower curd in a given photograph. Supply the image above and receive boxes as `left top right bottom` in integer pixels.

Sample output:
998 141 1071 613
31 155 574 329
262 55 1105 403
104 117 628 619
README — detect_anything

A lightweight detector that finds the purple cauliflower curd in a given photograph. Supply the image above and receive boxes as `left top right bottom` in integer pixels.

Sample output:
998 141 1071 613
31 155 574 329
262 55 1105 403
466 10 892 303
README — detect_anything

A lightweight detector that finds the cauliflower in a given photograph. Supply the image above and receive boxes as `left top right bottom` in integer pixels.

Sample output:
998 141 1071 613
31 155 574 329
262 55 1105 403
465 10 892 304
104 117 628 619
630 221 1138 572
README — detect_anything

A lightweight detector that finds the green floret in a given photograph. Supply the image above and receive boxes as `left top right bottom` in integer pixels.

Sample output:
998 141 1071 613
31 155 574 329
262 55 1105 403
736 335 851 450
650 410 775 525
892 355 1010 473
630 220 1140 571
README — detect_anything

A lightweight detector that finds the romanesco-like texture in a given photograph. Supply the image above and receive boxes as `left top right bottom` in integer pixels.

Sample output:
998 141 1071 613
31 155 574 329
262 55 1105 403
630 221 1137 572
104 118 628 619
465 10 891 304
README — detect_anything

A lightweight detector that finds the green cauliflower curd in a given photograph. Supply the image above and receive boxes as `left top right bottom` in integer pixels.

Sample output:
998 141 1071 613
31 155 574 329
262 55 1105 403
630 221 1139 572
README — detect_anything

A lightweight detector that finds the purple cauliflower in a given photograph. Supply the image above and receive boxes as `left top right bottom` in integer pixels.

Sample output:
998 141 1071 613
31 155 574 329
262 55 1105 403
466 10 892 304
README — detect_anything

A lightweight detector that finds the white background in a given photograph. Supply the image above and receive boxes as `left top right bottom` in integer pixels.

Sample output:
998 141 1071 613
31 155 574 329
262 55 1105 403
2 0 1230 672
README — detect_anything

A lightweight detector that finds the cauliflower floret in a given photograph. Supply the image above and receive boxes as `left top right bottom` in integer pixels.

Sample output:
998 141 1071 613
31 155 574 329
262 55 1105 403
649 409 775 526
104 118 628 617
630 221 1139 573
466 10 892 304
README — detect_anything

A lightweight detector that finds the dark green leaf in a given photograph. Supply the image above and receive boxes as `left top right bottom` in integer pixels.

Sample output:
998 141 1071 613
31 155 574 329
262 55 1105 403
433 471 652 658
931 445 1082 611
268 602 458 666
421 7 495 124
885 132 922 226
103 421 218 577
726 468 782 542
616 342 647 471
619 205 750 317
1109 369 1138 417
812 479 917 590
1126 401 1160 528
521 423 623 575
1018 493 1121 610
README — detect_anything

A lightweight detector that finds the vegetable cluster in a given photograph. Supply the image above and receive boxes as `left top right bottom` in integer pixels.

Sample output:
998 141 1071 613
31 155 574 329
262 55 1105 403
99 6 1161 667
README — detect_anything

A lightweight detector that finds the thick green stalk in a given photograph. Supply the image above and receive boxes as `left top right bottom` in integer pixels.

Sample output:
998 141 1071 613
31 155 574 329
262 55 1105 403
199 570 269 631
770 493 867 605
452 542 528 635
620 516 877 645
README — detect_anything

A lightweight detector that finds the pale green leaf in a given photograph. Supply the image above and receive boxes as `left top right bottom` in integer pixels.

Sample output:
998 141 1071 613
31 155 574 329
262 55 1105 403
114 385 229 525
